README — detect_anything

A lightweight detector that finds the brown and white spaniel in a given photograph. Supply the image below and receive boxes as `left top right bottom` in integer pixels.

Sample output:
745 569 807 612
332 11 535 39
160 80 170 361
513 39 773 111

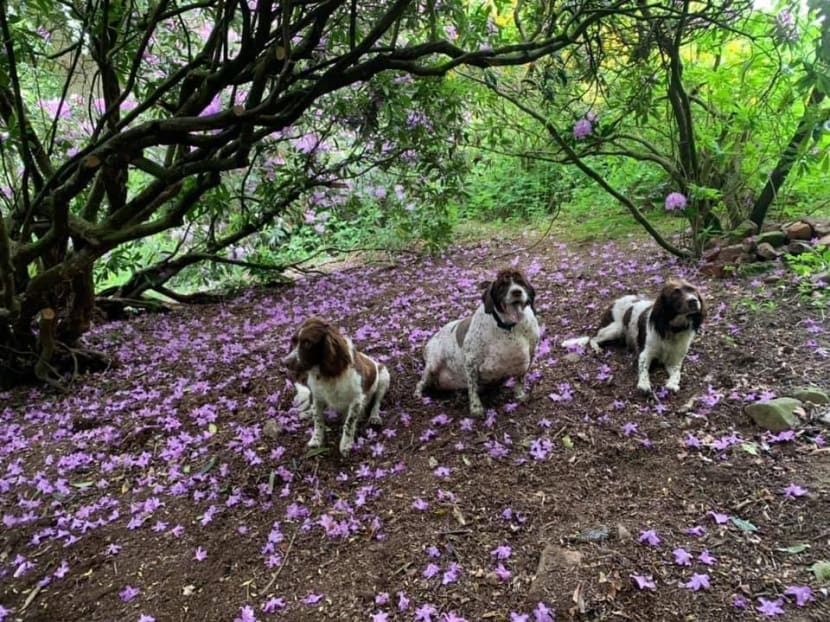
562 278 705 393
416 269 540 417
283 318 390 456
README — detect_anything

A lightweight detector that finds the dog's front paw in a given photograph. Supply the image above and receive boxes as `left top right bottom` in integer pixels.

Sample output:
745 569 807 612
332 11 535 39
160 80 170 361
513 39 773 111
589 339 602 354
514 386 527 402
307 433 324 448
637 380 653 394
665 381 680 393
339 435 354 457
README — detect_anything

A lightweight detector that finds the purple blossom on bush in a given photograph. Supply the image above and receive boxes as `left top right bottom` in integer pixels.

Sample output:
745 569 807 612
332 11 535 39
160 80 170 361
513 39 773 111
573 118 592 140
664 192 687 211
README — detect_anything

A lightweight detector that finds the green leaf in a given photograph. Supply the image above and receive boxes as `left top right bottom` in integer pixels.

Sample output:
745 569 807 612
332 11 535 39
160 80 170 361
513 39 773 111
208 423 217 435
198 456 217 474
561 435 574 449
739 442 759 455
776 543 810 554
809 560 830 582
71 480 94 489
304 446 331 458
730 517 759 533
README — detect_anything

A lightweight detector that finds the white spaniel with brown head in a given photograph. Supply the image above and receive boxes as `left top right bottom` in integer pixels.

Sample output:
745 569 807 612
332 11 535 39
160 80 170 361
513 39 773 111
283 318 390 456
562 278 705 393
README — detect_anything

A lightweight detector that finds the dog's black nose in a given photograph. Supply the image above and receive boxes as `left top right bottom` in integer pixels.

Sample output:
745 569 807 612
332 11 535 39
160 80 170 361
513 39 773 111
688 298 700 310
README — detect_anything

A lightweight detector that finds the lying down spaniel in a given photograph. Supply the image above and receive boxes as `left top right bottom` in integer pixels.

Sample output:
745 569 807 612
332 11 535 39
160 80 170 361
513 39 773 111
562 278 705 393
416 269 540 417
283 318 390 456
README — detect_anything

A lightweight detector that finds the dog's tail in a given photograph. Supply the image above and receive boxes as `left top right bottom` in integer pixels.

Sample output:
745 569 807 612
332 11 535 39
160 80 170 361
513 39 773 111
560 336 590 349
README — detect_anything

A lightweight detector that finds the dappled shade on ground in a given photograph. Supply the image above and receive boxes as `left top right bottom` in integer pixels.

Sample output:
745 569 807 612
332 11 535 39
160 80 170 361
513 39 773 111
1 233 829 621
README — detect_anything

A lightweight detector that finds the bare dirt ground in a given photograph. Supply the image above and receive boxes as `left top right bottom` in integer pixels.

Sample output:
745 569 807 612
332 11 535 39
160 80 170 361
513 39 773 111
1 232 829 622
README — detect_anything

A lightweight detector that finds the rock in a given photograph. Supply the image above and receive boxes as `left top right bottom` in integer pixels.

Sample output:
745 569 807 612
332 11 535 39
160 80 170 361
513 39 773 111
700 261 729 278
746 397 803 431
718 244 744 263
741 237 757 254
563 352 582 364
573 526 610 543
756 242 778 260
616 523 633 541
727 220 759 242
787 221 813 241
262 419 283 440
789 388 830 405
737 261 776 276
817 233 830 247
803 217 830 237
787 240 813 255
757 229 788 247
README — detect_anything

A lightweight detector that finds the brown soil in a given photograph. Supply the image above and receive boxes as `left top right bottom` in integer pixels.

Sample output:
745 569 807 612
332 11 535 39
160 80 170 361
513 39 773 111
1 233 829 622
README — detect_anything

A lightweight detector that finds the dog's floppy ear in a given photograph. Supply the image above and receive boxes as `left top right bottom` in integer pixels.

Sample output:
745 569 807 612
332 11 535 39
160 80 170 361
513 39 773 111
321 327 350 377
650 288 672 338
481 280 495 315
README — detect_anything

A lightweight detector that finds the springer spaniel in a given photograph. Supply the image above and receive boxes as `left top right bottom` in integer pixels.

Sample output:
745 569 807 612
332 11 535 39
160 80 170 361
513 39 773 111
283 318 390 456
561 278 705 393
415 269 540 417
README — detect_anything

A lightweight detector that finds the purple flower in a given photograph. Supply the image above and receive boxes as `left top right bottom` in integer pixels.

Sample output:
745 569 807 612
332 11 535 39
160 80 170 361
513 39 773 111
397 592 410 611
783 483 808 498
630 574 656 590
684 573 710 591
414 603 438 621
412 497 429 511
573 118 592 140
784 585 814 607
494 563 512 581
138 616 155 622
698 550 717 565
756 597 785 617
665 192 687 211
491 545 512 560
261 597 286 613
433 466 451 479
371 612 389 622
194 547 207 561
233 605 256 622
510 614 528 622
672 548 692 566
302 593 324 605
442 562 462 585
119 585 141 602
708 510 729 524
731 595 748 609
423 563 440 579
533 602 554 622
685 525 706 537
638 529 660 547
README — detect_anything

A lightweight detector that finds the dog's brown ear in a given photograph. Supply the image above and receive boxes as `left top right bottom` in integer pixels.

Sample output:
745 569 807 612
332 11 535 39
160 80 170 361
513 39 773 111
650 287 672 338
321 328 350 377
481 281 495 315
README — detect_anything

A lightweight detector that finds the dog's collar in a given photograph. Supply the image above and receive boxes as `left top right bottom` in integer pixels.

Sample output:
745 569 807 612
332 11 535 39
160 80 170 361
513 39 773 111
492 309 517 332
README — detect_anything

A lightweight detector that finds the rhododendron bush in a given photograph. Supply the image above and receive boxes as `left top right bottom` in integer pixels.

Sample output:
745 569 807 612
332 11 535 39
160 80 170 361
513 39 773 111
0 0 621 385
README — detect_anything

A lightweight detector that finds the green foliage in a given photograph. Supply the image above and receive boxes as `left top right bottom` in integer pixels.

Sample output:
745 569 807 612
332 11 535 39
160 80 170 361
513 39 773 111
786 243 830 306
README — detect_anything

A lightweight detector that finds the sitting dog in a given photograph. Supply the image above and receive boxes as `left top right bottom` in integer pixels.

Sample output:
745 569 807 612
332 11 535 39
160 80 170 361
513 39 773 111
561 278 705 393
283 318 390 456
415 269 540 417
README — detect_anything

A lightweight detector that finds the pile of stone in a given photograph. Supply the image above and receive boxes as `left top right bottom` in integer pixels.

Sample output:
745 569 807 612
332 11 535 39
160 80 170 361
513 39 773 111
700 217 830 278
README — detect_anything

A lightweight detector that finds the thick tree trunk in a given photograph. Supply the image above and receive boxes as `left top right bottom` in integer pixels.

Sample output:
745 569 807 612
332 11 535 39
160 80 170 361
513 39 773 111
750 88 827 228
